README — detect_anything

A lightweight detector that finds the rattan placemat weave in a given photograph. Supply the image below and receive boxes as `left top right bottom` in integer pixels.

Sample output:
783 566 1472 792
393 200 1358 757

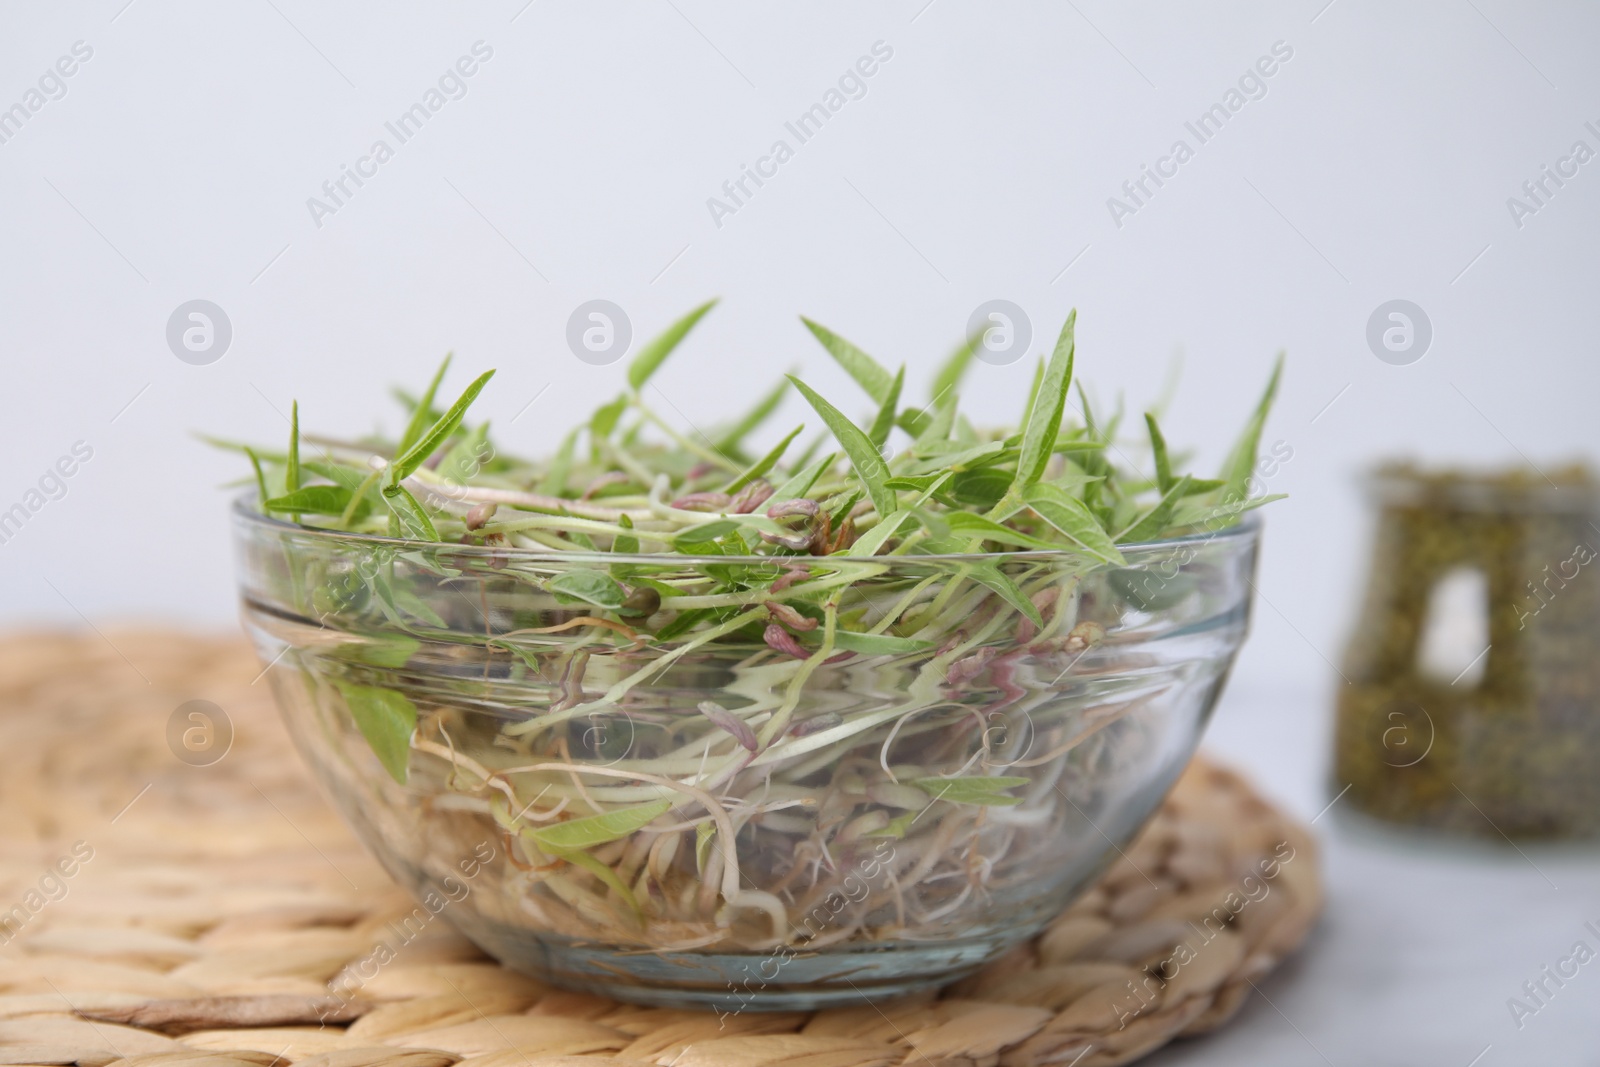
0 631 1320 1067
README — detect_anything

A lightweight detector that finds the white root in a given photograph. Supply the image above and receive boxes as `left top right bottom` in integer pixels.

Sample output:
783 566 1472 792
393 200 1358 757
404 473 652 523
718 890 790 947
488 761 744 903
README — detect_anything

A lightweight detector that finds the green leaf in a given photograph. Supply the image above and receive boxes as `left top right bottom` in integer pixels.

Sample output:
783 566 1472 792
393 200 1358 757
787 376 896 518
1145 413 1174 495
389 370 496 484
1108 569 1198 612
654 607 711 642
264 485 364 516
884 474 947 492
945 513 1056 550
590 395 627 439
437 420 492 487
627 299 719 391
390 388 440 428
1048 437 1105 454
391 583 447 627
489 638 544 678
715 377 790 454
1011 310 1076 493
1022 482 1124 564
769 451 834 503
844 511 910 557
826 488 863 531
950 468 1012 509
244 446 268 506
334 635 421 669
725 424 804 493
547 569 626 610
867 365 905 450
919 439 1008 466
930 332 980 408
303 461 371 492
528 799 672 851
695 821 717 873
675 519 739 545
969 565 1043 627
1076 380 1099 438
543 428 579 497
548 845 644 917
336 682 417 784
865 811 921 839
913 775 1030 807
1017 357 1045 431
847 472 950 557
383 484 440 541
337 468 383 529
799 318 893 404
895 410 929 438
907 505 952 544
613 513 640 555
366 569 439 631
387 369 492 483
1174 492 1286 529
1074 384 1110 518
286 401 301 493
397 355 453 458
1104 392 1126 444
827 630 934 655
1217 353 1285 500
1116 475 1191 544
910 389 959 450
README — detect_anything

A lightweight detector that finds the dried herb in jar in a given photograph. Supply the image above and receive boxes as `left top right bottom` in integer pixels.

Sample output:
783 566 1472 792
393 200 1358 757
1335 463 1600 838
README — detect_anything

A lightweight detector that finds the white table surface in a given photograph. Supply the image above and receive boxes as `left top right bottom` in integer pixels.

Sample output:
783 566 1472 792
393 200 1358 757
1141 683 1600 1066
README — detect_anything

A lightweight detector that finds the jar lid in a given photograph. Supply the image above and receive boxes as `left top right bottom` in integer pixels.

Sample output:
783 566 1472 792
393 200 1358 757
1365 462 1599 515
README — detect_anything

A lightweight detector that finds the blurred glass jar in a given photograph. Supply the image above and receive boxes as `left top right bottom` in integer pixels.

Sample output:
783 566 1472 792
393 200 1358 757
1334 464 1600 838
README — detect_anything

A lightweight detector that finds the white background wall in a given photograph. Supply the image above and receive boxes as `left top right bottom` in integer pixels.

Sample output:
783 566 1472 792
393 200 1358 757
2 0 1597 702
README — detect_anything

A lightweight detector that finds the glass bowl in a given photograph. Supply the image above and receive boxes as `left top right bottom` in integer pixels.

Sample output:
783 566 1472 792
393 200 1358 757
232 499 1260 1011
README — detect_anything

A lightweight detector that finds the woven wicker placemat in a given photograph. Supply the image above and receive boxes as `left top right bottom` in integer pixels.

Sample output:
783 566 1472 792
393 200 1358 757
0 631 1320 1067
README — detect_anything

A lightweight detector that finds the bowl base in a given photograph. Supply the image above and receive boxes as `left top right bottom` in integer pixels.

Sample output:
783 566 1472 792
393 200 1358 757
450 911 1026 1012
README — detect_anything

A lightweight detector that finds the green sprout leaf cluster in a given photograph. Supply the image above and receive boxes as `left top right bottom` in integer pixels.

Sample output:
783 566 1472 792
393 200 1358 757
227 303 1283 571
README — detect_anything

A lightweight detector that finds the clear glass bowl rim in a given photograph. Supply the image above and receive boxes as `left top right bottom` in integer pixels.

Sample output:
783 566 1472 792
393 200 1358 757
230 492 1260 569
